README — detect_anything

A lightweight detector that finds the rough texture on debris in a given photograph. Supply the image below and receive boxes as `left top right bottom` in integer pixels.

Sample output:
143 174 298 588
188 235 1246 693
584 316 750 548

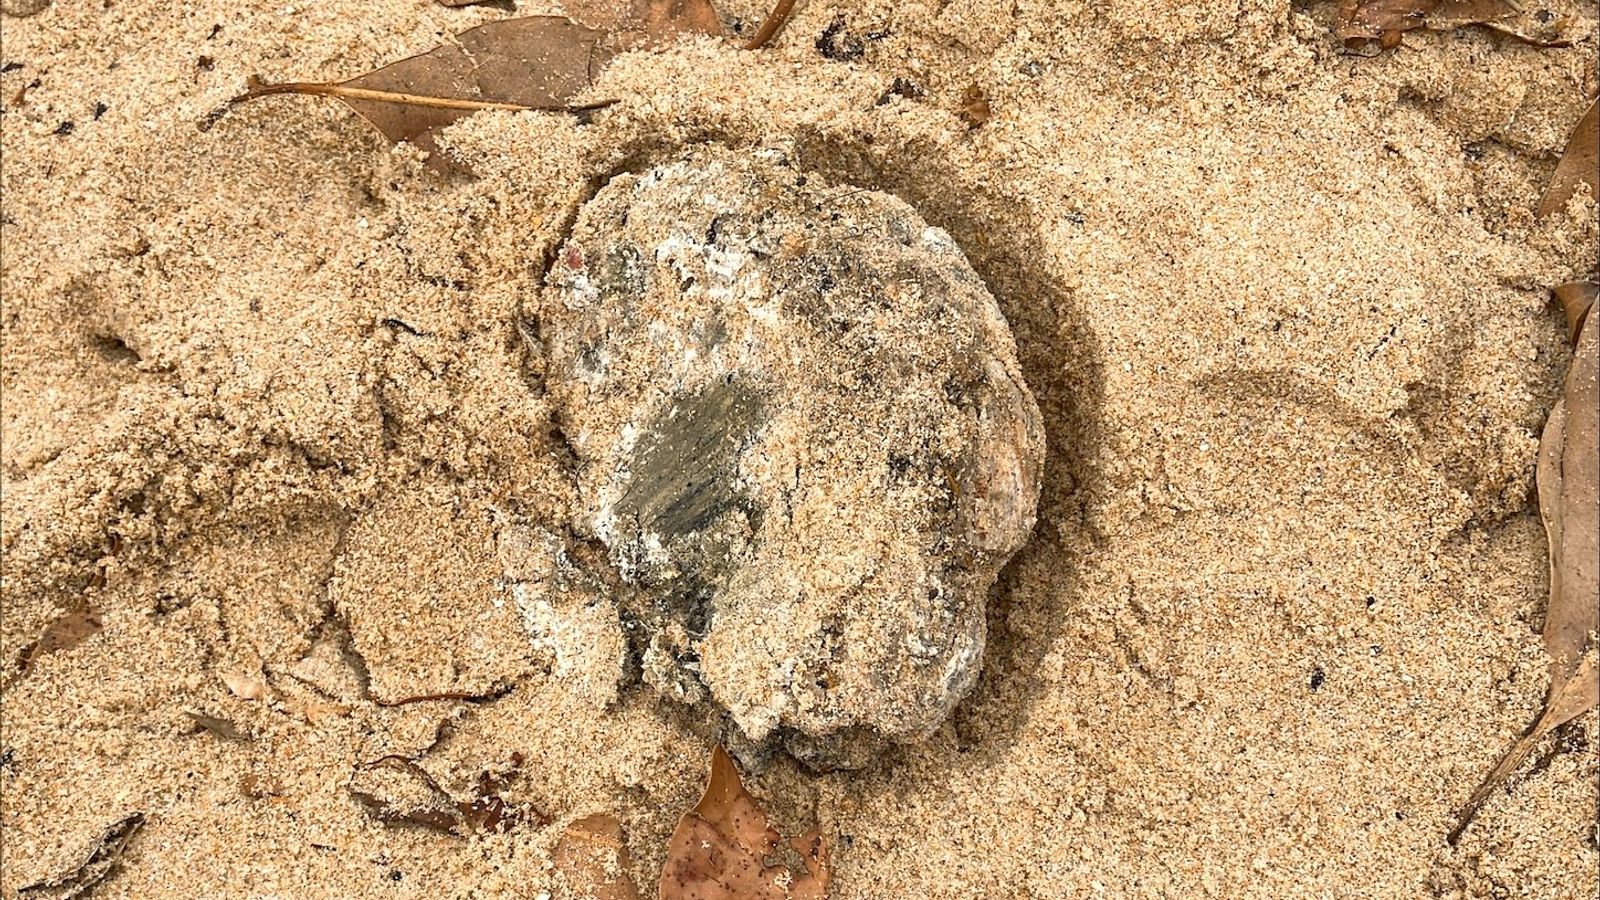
540 146 1045 767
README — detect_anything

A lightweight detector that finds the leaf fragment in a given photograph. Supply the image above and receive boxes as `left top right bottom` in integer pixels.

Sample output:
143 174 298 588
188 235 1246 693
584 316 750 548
743 0 799 49
18 812 145 899
17 606 102 672
1554 282 1598 346
554 814 642 900
1537 99 1599 219
1451 293 1598 843
186 710 253 742
660 745 830 900
1336 0 1439 48
240 773 286 799
960 84 991 129
1334 0 1565 51
348 756 540 835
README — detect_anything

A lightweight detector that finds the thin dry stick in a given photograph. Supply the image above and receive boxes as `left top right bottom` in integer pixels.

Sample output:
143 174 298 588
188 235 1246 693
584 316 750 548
1475 21 1572 46
744 0 799 49
229 79 619 113
1448 713 1547 844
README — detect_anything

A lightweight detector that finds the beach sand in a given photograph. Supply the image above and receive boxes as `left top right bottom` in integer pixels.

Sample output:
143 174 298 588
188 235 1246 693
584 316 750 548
1 0 1596 896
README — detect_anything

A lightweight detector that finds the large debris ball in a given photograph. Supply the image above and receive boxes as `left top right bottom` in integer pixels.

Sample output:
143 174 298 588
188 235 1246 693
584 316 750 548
541 146 1044 766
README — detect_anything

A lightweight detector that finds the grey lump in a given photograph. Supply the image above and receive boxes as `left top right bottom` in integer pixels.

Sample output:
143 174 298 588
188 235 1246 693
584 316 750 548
540 145 1044 768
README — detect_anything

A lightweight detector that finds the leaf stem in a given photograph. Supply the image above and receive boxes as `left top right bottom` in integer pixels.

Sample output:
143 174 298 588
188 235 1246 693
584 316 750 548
229 79 618 114
743 0 799 50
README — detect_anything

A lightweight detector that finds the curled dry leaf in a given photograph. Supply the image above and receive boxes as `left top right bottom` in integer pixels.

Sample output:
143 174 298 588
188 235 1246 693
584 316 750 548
349 756 464 833
18 812 145 899
660 746 829 900
1537 98 1599 219
1451 291 1598 843
554 814 641 900
348 756 539 835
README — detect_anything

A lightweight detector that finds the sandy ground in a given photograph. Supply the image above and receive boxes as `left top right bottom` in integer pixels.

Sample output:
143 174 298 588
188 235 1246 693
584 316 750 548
2 0 1597 896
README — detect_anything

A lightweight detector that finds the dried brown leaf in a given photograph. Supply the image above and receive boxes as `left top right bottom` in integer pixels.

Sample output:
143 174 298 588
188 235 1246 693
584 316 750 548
1452 303 1598 843
226 5 726 170
240 774 285 798
660 746 830 900
1544 309 1598 683
348 756 538 835
1424 0 1517 27
17 607 103 671
228 17 619 168
186 710 253 742
1335 0 1555 50
349 760 463 834
564 0 725 37
1553 282 1597 343
1336 0 1438 47
18 812 145 899
1537 98 1600 218
630 0 724 39
555 814 641 900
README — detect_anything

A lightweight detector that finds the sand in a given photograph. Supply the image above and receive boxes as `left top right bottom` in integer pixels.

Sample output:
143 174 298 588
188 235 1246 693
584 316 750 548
1 0 1596 896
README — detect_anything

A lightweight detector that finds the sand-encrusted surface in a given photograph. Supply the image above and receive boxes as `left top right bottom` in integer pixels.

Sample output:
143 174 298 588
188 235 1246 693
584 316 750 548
1 0 1596 896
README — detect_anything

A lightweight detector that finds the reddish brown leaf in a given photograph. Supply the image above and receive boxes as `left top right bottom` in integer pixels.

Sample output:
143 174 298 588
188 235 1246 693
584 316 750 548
1452 295 1598 843
1537 99 1600 218
660 746 829 900
555 814 641 900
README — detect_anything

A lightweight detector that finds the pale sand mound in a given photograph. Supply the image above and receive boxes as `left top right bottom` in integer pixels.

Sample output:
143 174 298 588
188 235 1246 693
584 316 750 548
1 0 1596 897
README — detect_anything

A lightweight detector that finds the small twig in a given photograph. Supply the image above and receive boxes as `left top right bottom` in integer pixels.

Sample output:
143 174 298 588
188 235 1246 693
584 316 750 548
1472 21 1571 46
372 680 516 707
1447 704 1555 845
744 0 799 50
